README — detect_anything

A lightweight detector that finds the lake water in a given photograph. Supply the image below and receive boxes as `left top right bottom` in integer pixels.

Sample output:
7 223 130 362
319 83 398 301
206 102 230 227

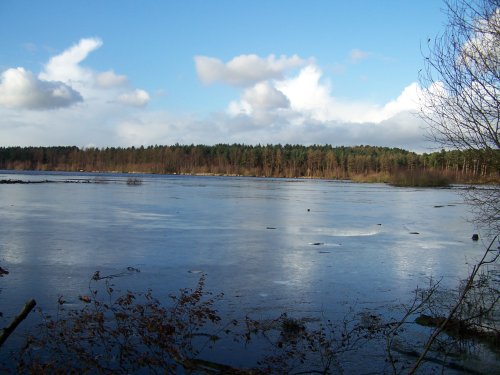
0 171 496 372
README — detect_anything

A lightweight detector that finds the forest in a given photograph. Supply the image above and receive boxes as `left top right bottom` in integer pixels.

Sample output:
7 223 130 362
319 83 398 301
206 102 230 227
0 144 498 184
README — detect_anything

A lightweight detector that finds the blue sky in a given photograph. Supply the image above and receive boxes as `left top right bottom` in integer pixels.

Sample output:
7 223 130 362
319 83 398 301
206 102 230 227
0 0 448 151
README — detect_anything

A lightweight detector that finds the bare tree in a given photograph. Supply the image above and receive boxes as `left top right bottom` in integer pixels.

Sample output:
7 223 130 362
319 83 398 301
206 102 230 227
395 2 500 373
420 0 499 233
420 0 499 151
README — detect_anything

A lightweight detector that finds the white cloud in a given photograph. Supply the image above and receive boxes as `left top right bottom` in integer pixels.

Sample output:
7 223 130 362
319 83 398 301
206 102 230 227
195 54 305 86
0 43 430 151
243 82 289 111
0 100 431 151
220 62 428 150
118 89 150 107
274 64 420 124
275 65 334 121
368 82 421 122
460 8 500 71
96 70 128 88
0 37 151 113
0 67 82 109
228 81 289 116
39 37 103 85
349 48 370 62
273 65 378 123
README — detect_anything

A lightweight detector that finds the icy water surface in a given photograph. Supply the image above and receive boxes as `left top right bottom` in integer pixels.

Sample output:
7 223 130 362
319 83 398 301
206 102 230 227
0 171 495 372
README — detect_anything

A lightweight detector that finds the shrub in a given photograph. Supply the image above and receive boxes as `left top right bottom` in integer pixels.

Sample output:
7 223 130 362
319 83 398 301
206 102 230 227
15 273 225 373
12 272 386 374
389 170 451 187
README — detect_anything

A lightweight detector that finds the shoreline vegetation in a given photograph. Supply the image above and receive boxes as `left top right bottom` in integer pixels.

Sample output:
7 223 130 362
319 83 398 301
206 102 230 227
1 144 498 187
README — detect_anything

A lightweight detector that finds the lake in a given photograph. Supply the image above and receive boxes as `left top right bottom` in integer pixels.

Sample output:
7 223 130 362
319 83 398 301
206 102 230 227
0 171 496 373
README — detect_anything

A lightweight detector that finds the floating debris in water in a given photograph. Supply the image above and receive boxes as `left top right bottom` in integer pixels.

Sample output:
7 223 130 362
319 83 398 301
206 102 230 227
410 232 420 235
472 234 479 241
434 205 444 208
188 270 203 274
309 242 324 246
79 295 91 303
266 227 276 230
92 267 141 280
0 179 98 184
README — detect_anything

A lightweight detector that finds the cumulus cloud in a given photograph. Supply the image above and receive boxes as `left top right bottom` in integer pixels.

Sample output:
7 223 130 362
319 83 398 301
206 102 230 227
39 38 103 84
96 70 128 88
0 37 151 113
242 82 289 110
275 65 334 121
274 65 420 124
118 89 150 107
0 67 82 109
228 81 289 116
0 43 430 151
370 82 421 122
271 65 379 123
195 54 305 86
219 61 428 149
460 9 500 71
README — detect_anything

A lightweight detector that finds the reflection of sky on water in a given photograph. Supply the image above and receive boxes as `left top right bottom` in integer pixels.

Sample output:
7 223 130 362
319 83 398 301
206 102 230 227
0 173 486 324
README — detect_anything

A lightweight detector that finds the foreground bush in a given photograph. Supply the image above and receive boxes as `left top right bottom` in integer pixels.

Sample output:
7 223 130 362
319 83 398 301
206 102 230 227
7 248 498 374
10 271 387 374
15 272 229 373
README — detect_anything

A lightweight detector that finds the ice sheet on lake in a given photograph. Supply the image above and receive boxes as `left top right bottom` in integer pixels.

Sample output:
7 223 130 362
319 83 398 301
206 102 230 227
301 226 382 237
273 280 293 286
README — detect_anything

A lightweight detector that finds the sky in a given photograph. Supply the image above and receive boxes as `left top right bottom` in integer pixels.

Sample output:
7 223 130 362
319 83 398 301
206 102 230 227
0 0 448 152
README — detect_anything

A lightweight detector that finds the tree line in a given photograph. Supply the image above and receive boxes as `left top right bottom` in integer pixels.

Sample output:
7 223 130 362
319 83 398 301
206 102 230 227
0 144 498 183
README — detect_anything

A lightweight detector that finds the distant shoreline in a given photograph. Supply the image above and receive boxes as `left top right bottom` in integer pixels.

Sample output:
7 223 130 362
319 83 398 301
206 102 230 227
1 169 496 188
1 145 498 185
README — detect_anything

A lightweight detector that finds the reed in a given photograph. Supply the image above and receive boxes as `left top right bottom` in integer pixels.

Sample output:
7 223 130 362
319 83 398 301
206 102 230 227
388 169 451 187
